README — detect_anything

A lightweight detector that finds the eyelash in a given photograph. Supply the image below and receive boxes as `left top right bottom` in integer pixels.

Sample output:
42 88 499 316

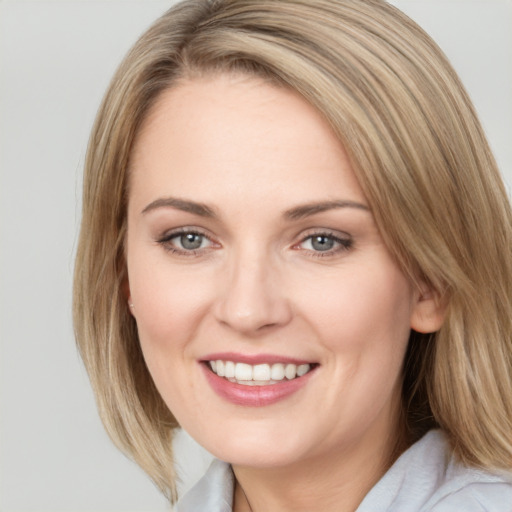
295 230 353 258
156 228 353 258
156 228 215 256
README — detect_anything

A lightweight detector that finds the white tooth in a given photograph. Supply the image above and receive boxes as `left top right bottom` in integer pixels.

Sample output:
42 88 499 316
297 364 310 377
253 364 271 381
285 363 297 380
209 361 217 372
225 361 235 378
235 362 253 381
216 360 225 377
271 363 285 381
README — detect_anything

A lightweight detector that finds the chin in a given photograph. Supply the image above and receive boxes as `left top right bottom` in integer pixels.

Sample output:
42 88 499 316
195 422 314 469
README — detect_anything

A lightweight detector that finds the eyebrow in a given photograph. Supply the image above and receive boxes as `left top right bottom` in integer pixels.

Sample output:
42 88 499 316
283 200 370 220
142 197 218 218
141 197 369 219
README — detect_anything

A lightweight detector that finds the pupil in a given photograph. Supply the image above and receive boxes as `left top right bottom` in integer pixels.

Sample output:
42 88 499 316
181 233 202 250
312 235 334 251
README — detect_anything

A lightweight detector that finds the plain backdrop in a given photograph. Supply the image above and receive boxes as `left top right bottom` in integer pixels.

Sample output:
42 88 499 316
1 0 511 510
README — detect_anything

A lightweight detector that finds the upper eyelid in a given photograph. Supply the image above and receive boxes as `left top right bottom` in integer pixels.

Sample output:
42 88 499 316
294 229 353 249
156 228 217 255
296 228 352 242
156 228 218 253
157 226 213 240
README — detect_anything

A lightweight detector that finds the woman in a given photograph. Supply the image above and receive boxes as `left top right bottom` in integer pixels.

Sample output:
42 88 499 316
73 0 512 510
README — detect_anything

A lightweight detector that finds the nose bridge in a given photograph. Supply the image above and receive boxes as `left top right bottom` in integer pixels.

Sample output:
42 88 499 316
214 241 291 334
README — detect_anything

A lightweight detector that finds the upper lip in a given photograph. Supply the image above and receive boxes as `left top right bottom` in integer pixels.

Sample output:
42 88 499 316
201 352 316 366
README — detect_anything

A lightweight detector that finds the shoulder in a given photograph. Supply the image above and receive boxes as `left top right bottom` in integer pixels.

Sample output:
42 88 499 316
357 430 512 512
426 480 512 512
423 441 512 512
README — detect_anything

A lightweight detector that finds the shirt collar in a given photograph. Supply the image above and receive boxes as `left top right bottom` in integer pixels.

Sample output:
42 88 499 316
176 459 234 512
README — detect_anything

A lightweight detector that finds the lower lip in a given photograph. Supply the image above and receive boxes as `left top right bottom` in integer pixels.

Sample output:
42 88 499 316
201 363 316 407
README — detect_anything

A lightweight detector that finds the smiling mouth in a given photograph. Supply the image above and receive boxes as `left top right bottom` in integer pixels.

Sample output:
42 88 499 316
206 360 317 386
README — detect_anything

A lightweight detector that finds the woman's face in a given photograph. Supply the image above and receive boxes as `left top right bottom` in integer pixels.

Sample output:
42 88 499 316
126 74 432 469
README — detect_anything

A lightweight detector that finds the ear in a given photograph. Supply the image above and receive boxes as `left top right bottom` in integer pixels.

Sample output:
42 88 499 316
122 276 136 317
410 283 447 334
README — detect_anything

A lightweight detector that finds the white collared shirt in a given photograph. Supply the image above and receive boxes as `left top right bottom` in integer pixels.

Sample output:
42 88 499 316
176 430 512 511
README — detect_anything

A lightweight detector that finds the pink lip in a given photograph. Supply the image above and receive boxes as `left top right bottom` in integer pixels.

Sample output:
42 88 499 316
200 362 317 407
201 352 313 365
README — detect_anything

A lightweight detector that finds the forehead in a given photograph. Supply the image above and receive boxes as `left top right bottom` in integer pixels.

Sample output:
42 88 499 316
128 73 365 211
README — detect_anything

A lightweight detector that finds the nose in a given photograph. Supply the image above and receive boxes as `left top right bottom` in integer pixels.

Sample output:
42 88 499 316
213 249 293 335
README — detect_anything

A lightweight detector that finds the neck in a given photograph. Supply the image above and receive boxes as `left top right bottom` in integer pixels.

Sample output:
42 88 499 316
232 411 406 512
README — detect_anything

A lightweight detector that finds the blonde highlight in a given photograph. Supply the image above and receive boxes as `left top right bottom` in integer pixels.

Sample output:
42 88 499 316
74 0 512 501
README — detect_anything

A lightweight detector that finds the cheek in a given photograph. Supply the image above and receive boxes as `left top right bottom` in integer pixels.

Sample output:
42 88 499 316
128 257 215 357
304 267 413 432
302 265 413 345
127 261 218 415
298 261 414 404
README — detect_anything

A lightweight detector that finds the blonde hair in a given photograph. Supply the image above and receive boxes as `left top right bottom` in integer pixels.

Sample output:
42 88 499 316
74 0 512 501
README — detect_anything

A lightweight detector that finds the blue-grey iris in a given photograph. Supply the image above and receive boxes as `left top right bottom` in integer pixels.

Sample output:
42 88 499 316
311 235 334 251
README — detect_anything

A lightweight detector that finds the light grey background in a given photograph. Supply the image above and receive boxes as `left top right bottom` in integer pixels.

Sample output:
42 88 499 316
1 1 511 510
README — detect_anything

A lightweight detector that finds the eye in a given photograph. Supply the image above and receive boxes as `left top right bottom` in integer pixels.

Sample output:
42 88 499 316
297 231 352 256
176 232 208 250
157 228 216 255
306 234 336 252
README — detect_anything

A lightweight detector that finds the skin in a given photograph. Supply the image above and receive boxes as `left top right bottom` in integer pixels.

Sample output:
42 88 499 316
126 73 444 512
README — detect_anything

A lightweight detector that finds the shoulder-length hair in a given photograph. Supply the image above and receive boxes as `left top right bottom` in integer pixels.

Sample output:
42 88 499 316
74 0 512 501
